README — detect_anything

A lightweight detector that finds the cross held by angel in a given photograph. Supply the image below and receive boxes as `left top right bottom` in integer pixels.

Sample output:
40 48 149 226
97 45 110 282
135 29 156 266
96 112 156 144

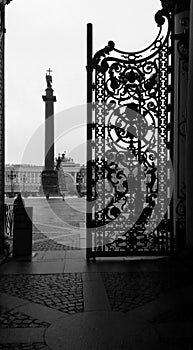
46 68 52 88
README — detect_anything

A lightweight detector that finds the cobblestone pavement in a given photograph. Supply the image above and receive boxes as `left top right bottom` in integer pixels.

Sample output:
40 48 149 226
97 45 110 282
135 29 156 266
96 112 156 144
0 274 84 314
32 233 80 251
101 270 193 313
0 306 50 328
0 343 49 350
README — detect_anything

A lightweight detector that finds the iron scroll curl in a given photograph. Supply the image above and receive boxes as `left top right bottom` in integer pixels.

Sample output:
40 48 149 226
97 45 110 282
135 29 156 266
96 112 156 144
91 9 171 74
87 105 174 252
87 4 174 255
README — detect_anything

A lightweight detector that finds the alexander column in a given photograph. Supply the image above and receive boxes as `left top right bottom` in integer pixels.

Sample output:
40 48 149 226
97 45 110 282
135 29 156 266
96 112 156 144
41 69 58 198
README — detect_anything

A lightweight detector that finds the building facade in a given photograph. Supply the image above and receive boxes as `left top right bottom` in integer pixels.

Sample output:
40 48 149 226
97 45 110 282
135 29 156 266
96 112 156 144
5 164 43 196
5 160 84 197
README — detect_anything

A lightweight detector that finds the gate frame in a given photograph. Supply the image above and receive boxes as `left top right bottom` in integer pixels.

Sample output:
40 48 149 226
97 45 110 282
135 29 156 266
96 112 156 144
86 4 180 262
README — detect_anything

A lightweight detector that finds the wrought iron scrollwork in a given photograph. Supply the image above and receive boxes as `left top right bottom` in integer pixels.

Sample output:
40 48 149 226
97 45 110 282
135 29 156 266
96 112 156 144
155 0 173 26
159 0 190 15
4 204 13 237
87 6 174 257
4 204 14 257
91 41 115 73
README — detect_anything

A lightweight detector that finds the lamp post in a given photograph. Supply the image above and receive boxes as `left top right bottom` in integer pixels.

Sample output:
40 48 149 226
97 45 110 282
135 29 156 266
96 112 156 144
8 170 16 197
22 174 27 194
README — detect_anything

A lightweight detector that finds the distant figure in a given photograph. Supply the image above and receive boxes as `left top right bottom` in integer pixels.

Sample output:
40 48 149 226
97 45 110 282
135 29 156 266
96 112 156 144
56 155 62 170
13 193 25 207
46 193 49 200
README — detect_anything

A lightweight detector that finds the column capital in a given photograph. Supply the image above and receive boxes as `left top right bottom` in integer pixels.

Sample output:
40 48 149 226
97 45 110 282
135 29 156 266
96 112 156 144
42 94 57 103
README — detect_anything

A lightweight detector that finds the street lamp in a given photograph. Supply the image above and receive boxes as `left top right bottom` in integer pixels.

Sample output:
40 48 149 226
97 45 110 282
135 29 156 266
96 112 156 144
7 170 16 198
22 174 27 194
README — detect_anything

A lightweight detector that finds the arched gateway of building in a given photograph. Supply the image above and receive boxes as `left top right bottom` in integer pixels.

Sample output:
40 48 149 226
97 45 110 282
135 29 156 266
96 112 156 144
86 0 193 260
1 0 193 260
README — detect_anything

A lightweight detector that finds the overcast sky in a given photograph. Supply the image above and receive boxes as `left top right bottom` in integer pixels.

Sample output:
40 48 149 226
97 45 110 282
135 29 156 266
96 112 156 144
5 0 160 165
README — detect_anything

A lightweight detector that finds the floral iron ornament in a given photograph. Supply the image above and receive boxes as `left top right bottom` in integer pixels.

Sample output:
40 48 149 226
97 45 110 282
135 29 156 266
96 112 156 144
86 4 175 259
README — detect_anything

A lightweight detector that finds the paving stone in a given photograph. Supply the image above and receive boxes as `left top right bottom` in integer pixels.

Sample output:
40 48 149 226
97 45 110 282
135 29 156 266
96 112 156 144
0 344 48 350
45 311 158 350
0 306 50 329
101 270 193 313
0 274 84 315
32 232 80 251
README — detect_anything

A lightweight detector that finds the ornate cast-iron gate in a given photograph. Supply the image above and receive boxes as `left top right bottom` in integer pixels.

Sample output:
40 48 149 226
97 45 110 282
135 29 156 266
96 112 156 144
86 6 175 261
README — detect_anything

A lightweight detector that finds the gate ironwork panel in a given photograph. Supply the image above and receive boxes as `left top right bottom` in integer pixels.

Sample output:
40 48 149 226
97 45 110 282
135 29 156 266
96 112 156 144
86 7 175 260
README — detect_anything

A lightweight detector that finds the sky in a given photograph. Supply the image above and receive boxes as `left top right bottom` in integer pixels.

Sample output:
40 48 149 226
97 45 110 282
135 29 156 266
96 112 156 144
5 0 161 165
